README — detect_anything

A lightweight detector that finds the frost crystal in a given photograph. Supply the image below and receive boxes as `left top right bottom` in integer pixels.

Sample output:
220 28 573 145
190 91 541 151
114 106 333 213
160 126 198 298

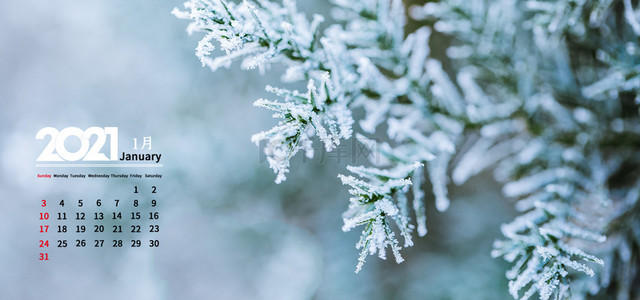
339 162 422 273
176 0 640 297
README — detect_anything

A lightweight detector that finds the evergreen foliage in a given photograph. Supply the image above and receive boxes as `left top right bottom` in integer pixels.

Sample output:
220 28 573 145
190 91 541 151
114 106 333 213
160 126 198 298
174 0 640 298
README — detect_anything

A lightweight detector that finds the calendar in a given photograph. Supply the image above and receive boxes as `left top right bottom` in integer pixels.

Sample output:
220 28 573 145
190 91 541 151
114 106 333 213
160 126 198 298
6 0 640 298
38 183 162 257
2 1 329 298
38 182 162 258
34 127 164 261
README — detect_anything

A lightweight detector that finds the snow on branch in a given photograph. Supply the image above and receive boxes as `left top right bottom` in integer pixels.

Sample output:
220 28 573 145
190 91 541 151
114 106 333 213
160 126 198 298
176 0 640 297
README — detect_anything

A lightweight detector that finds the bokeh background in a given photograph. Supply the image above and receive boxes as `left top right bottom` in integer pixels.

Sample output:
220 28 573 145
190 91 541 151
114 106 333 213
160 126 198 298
0 0 516 299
